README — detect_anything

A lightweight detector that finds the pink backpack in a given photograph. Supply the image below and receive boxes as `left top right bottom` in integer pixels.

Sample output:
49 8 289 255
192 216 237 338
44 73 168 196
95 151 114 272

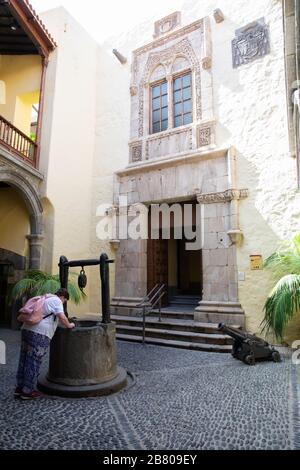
17 294 55 326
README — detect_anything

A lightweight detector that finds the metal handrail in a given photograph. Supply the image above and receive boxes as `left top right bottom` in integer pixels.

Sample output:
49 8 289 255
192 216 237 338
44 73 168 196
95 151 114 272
132 284 167 344
148 284 166 305
144 284 160 302
136 283 164 307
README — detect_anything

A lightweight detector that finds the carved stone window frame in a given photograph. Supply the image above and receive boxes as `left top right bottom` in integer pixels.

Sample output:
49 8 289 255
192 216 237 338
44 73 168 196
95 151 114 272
129 17 214 163
140 38 202 139
148 63 194 136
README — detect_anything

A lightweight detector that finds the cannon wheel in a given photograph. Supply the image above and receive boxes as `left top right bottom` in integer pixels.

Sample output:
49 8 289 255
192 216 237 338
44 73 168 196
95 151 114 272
244 354 255 366
231 342 239 358
271 351 281 363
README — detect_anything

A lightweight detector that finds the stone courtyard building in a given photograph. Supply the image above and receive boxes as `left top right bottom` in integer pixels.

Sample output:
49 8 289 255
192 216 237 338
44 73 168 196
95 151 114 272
0 0 300 346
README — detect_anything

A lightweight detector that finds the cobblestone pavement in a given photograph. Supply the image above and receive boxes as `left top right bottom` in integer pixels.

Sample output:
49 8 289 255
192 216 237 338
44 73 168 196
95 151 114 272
0 329 299 450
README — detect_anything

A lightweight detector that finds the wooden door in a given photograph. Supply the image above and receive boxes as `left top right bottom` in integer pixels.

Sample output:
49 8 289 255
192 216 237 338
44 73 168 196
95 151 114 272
147 237 168 306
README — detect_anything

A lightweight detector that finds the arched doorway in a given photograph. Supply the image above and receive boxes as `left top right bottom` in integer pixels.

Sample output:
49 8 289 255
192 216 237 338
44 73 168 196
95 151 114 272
0 169 43 328
0 169 43 268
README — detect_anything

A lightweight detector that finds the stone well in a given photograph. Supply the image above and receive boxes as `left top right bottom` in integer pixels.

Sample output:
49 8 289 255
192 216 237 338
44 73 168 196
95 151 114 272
38 253 130 398
38 319 128 398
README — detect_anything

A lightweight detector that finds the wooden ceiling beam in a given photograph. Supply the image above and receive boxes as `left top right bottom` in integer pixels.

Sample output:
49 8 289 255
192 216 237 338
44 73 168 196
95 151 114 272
5 0 56 58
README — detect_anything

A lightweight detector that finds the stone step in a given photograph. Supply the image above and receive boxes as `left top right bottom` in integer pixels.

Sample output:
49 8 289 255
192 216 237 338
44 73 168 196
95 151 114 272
199 301 244 308
195 312 246 328
111 314 233 335
115 324 233 345
150 309 195 320
197 306 244 314
170 295 200 303
171 295 200 301
116 334 232 353
169 300 199 307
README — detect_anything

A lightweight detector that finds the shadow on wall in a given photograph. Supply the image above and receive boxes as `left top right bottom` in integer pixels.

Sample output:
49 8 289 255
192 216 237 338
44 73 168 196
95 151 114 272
234 150 300 345
0 248 26 329
41 197 55 273
212 16 245 95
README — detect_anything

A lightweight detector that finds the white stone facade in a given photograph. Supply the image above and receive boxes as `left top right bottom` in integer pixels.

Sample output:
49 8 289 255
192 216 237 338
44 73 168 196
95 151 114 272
107 0 300 340
128 16 214 163
19 1 299 341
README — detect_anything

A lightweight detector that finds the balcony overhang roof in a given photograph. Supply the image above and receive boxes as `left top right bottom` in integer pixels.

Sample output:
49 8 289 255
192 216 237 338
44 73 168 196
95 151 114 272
0 0 56 57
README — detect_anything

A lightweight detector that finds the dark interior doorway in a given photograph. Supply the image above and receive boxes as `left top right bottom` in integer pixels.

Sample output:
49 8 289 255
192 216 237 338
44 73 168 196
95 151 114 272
0 264 10 326
147 201 202 306
177 236 202 296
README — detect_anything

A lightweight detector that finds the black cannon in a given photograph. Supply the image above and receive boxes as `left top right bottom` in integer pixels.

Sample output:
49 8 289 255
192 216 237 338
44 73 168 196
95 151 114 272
218 323 281 366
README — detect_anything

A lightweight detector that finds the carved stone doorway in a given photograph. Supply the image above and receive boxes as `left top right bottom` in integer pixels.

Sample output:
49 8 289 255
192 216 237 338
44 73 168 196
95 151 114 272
147 201 202 306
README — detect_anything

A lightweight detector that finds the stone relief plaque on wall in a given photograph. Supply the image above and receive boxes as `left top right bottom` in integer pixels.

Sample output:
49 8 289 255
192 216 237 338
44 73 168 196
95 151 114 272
232 18 270 68
197 121 215 148
130 143 142 163
198 127 211 147
153 12 181 39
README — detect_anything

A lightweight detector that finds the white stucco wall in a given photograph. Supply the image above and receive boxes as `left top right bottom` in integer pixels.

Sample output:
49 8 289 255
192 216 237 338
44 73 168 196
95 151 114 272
91 0 300 341
39 8 98 315
38 1 300 340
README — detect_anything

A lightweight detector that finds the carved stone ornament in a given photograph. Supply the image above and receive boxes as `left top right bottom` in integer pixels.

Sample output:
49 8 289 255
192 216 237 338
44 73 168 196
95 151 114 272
153 12 181 39
232 18 270 68
130 86 138 96
202 57 212 70
201 17 212 70
197 122 215 147
199 127 211 146
109 239 120 250
213 9 225 24
130 143 142 163
227 229 244 246
197 189 249 204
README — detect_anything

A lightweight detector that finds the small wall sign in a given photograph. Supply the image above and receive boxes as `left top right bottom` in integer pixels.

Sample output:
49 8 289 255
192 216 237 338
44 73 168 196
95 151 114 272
250 255 263 270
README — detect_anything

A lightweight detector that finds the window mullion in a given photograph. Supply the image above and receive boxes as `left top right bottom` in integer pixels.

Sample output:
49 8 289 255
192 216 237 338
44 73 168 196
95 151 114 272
167 75 172 130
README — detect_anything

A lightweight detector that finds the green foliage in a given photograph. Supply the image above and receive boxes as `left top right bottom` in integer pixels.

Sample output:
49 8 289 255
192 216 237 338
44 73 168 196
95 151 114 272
10 270 86 305
261 235 300 339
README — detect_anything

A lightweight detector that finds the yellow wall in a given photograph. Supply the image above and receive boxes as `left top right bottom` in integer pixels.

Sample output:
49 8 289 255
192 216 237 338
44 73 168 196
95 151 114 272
14 91 39 136
38 9 98 317
0 55 41 136
0 187 30 257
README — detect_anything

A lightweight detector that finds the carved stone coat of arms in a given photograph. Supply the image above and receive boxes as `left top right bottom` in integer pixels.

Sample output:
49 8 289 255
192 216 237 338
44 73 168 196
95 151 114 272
232 18 270 68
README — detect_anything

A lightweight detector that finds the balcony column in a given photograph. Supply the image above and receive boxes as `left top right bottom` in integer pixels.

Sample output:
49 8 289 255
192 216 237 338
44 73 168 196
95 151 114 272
36 57 49 167
26 234 44 270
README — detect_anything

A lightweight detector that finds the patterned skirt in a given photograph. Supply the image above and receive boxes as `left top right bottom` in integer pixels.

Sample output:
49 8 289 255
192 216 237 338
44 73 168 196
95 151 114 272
16 330 50 394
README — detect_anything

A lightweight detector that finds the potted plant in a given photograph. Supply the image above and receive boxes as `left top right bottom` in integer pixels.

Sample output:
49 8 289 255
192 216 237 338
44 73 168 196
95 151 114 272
261 234 300 340
10 269 86 306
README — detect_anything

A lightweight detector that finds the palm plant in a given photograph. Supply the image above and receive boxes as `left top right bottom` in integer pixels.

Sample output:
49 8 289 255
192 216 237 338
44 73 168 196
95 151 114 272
261 234 300 340
10 269 86 305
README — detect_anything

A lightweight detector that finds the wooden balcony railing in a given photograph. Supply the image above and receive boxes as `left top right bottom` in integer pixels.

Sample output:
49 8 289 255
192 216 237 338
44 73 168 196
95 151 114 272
0 115 38 167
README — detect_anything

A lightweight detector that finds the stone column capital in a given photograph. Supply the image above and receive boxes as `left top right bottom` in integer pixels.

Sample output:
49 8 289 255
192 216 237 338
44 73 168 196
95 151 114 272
26 234 44 243
197 189 248 204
